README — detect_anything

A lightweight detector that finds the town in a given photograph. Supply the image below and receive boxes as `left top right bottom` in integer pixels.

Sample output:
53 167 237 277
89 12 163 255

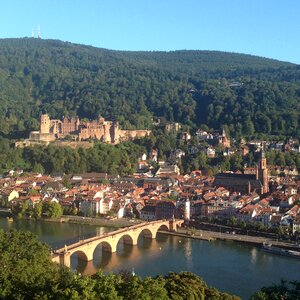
1 134 300 240
2 2 300 298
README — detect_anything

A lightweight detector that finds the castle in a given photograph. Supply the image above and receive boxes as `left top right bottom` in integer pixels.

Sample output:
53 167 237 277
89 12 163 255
29 114 151 144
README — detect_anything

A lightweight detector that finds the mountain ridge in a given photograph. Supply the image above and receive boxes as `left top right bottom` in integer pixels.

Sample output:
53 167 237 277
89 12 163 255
0 38 299 138
0 37 294 68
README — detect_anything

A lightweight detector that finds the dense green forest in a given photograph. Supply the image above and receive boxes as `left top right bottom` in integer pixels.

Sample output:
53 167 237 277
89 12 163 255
0 133 299 175
0 38 299 138
0 139 143 175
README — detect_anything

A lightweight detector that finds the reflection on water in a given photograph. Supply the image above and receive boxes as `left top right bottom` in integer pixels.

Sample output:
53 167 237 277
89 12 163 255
183 238 193 267
71 233 300 299
250 247 258 265
1 219 300 299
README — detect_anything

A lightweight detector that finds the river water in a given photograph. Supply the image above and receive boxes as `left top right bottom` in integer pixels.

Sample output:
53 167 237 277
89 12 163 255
1 218 300 299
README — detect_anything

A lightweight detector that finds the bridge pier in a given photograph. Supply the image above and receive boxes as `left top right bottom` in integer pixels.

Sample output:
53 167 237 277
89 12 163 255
169 220 180 232
60 253 71 268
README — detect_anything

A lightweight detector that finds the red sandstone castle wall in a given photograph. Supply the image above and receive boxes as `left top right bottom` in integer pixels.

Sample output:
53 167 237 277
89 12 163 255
36 114 150 144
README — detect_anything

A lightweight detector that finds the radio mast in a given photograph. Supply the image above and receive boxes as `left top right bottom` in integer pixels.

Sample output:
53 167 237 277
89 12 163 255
38 25 41 38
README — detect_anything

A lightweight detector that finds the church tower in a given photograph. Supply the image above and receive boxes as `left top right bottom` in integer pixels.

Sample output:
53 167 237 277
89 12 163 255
184 198 190 221
218 128 231 148
256 147 269 194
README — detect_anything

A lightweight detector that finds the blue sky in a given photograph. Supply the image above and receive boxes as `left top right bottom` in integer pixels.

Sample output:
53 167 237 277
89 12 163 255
0 0 299 63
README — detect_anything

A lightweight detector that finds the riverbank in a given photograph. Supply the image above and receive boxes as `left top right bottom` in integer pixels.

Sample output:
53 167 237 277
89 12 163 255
43 215 143 228
60 215 143 227
160 228 300 251
1 214 143 229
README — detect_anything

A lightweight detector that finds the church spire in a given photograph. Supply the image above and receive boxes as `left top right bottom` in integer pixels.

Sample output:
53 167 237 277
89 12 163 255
260 142 266 159
256 145 269 194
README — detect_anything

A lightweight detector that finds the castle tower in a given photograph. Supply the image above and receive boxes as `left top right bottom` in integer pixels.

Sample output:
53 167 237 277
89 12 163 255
75 117 80 131
256 147 269 194
111 121 120 144
40 114 50 134
103 122 111 143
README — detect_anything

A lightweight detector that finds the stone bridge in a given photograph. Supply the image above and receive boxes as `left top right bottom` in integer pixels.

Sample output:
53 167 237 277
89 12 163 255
52 219 184 268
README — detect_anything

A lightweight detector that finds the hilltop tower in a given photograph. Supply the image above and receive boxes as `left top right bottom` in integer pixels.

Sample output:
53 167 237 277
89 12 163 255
256 146 269 194
40 114 50 134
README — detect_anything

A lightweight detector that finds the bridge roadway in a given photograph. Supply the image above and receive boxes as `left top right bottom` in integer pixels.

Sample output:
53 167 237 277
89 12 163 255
51 219 184 268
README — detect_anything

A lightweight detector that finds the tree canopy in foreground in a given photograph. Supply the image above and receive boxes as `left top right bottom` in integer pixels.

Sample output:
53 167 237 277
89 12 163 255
1 228 298 299
0 229 240 299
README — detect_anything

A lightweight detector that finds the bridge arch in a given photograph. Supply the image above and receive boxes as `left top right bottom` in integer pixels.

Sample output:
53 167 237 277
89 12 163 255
119 234 134 245
71 250 88 262
93 241 113 266
95 241 113 253
138 228 153 239
157 224 169 233
115 232 138 251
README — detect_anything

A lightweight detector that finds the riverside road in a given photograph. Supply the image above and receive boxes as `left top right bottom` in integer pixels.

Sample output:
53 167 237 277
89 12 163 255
165 227 300 250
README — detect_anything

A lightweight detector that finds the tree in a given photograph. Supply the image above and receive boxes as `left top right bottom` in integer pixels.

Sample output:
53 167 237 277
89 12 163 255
119 275 146 299
0 229 59 299
33 201 43 218
92 271 122 300
198 151 207 168
11 200 32 218
243 117 255 137
142 276 169 300
43 201 63 218
251 280 300 300
228 216 238 227
62 175 71 189
277 226 285 238
33 162 45 174
164 271 239 300
0 196 8 208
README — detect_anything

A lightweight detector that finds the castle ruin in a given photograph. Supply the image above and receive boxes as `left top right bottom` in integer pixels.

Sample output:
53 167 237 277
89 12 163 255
29 114 151 144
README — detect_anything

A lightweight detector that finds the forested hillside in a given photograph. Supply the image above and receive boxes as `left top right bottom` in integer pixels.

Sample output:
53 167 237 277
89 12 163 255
0 38 299 138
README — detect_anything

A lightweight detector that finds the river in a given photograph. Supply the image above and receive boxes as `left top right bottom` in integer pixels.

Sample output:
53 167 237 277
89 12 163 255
1 218 300 299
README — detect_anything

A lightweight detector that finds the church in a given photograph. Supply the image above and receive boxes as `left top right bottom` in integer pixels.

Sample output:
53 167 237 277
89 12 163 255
214 149 269 195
